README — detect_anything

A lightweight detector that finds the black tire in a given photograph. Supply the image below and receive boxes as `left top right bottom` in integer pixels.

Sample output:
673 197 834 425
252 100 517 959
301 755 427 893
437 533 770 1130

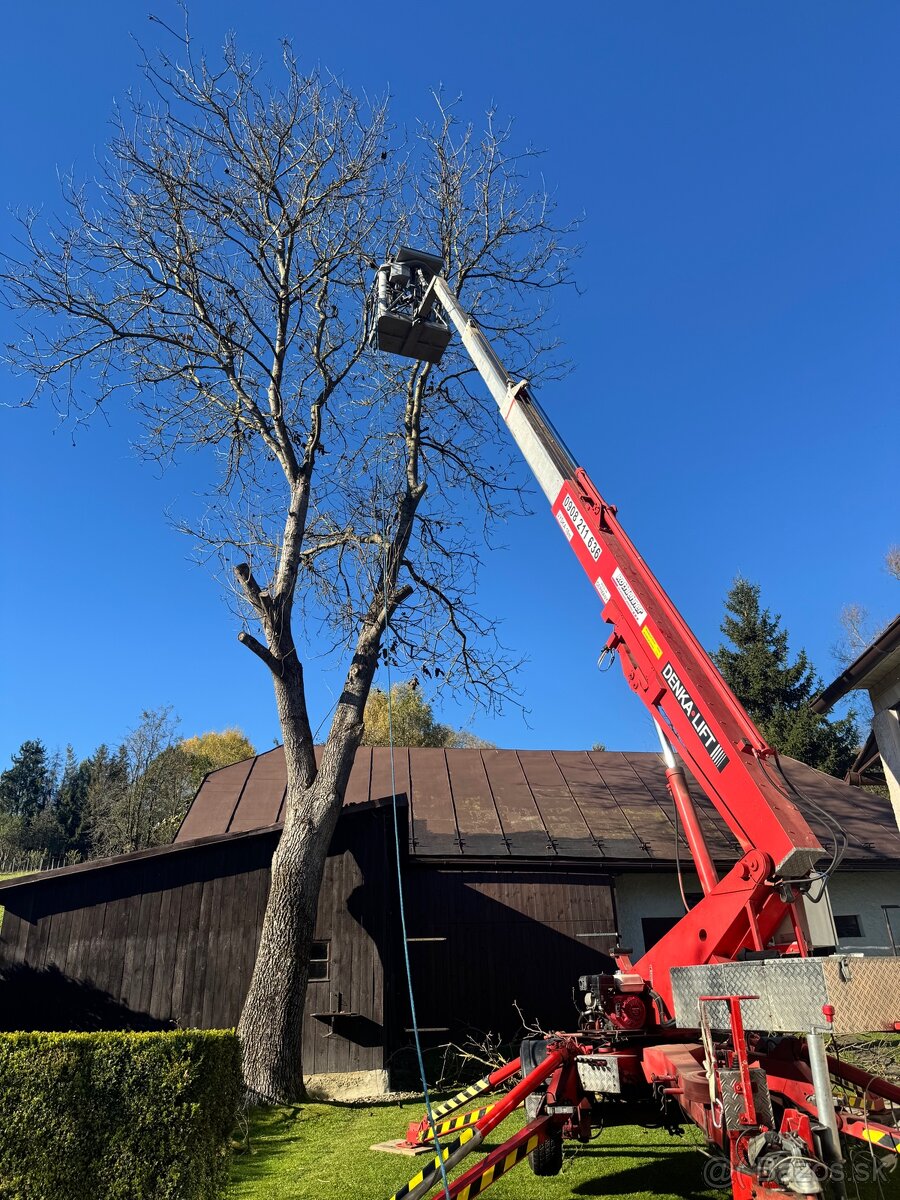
528 1130 563 1176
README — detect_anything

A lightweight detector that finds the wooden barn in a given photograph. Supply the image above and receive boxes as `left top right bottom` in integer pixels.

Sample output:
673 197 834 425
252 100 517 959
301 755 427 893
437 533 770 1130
2 747 900 1097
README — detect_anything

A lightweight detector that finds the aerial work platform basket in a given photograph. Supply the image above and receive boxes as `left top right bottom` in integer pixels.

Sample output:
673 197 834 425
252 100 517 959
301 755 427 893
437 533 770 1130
370 246 451 364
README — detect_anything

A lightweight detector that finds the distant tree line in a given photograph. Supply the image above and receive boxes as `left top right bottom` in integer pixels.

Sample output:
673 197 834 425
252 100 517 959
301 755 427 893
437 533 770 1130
0 709 254 869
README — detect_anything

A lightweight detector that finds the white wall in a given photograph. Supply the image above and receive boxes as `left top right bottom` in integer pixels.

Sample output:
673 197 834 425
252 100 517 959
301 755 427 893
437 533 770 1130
614 871 700 959
826 869 900 956
613 868 900 959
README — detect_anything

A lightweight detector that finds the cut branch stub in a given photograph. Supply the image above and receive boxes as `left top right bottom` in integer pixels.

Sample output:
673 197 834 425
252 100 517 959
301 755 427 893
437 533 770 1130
237 630 281 675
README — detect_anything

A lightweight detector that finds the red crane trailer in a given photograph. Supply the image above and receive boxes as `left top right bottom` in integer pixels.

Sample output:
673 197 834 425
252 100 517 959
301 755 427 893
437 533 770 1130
370 250 900 1200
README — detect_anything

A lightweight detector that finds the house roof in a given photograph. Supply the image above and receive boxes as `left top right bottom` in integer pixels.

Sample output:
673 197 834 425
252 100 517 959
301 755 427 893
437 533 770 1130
1 747 898 900
174 745 900 866
811 613 900 713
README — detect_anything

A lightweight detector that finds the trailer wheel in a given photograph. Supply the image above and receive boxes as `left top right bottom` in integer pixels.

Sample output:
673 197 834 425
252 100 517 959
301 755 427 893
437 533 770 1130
528 1130 563 1176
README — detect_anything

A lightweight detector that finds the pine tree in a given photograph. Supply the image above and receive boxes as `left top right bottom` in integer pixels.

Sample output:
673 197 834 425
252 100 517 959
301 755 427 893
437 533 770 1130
55 746 92 856
0 741 55 821
714 578 859 777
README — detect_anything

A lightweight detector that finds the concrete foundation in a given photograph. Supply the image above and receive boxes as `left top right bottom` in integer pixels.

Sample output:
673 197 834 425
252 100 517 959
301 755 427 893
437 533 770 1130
305 1069 390 1101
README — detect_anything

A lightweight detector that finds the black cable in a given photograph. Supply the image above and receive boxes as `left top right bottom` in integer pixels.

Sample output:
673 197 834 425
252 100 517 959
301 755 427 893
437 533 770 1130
759 755 847 895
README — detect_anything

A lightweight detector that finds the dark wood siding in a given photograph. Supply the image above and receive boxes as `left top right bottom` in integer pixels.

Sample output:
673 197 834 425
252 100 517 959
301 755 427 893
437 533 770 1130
397 868 615 1045
0 811 392 1078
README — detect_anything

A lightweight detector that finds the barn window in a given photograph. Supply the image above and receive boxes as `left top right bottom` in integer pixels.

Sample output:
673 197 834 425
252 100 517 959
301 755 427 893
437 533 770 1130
309 940 330 980
834 915 863 939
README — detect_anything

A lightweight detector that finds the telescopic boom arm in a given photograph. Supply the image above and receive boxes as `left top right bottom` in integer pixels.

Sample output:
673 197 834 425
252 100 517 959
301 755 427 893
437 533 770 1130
417 270 822 878
371 252 827 1002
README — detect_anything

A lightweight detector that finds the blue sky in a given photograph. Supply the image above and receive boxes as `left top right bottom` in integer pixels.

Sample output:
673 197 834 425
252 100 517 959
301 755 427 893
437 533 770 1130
1 2 898 764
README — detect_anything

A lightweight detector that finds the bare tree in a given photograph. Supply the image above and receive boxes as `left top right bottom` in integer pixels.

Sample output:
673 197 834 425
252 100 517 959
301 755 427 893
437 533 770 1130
86 706 193 855
834 545 900 669
2 35 576 1100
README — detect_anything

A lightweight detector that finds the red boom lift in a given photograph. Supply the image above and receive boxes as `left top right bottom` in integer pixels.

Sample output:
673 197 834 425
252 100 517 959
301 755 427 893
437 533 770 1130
369 248 900 1200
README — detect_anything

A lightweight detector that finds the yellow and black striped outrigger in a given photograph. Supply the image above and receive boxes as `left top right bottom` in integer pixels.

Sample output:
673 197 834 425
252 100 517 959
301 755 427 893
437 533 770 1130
441 1120 550 1200
417 1105 494 1144
430 1079 492 1123
856 1124 900 1154
388 1128 480 1200
387 1048 568 1200
405 1059 522 1147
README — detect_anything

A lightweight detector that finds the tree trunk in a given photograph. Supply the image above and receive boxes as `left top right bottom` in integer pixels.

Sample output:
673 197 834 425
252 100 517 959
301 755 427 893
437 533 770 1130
236 775 341 1101
237 664 360 1102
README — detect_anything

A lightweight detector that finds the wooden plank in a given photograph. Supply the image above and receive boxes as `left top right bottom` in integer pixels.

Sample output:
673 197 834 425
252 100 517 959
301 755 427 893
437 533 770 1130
83 900 112 992
215 855 253 1027
171 877 203 1026
149 870 182 1021
445 751 508 856
7 889 36 967
43 902 73 974
133 881 164 1018
101 894 132 1005
63 900 89 980
199 863 226 1029
480 751 553 857
118 891 152 1013
27 909 54 972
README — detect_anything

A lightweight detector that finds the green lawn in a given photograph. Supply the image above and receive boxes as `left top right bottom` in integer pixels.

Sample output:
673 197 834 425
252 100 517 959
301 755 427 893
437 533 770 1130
227 1099 726 1200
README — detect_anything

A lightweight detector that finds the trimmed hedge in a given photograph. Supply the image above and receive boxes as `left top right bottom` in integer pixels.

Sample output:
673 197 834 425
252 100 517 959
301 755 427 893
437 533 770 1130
0 1030 241 1200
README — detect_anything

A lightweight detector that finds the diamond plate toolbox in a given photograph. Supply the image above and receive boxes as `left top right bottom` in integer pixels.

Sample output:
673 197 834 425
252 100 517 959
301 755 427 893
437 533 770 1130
670 957 900 1035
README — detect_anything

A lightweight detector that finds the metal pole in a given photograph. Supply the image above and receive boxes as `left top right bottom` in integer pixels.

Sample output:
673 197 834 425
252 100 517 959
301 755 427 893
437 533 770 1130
806 1028 846 1200
654 720 719 896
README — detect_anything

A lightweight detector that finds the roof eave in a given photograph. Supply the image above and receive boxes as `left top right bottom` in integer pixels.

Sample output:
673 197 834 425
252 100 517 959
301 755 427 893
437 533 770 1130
811 613 900 713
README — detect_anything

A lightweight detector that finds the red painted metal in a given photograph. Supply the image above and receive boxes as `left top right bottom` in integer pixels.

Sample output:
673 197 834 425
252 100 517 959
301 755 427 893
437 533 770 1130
699 995 759 1127
665 762 719 895
630 850 786 1014
826 1053 900 1106
469 1045 569 1140
551 470 823 877
405 1057 524 1146
442 1117 556 1197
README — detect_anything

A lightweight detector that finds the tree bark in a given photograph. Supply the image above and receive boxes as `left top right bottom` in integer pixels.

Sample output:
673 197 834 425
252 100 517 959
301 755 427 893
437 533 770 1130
236 662 341 1101
236 626 384 1101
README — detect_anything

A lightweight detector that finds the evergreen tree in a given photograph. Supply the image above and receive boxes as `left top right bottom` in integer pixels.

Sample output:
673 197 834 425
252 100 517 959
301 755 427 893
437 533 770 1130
55 745 92 855
714 578 858 777
0 741 55 821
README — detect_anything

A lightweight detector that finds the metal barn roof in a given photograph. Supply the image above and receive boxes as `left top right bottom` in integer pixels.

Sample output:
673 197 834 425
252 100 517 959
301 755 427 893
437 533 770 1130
175 746 900 866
